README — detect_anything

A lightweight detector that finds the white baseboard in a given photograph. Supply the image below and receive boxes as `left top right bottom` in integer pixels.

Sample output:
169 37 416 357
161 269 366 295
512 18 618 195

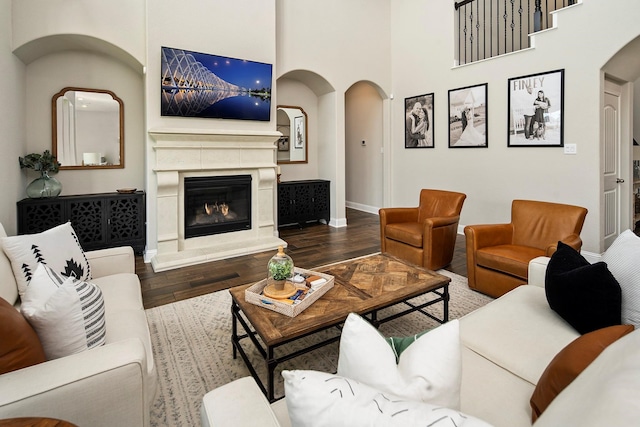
346 201 380 215
143 249 157 264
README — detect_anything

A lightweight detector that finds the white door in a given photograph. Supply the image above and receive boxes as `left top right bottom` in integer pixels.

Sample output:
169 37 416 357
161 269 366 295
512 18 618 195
603 80 626 249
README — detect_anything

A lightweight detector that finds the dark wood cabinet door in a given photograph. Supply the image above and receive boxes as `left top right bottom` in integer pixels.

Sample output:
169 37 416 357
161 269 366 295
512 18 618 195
68 197 107 249
108 195 145 249
17 199 65 234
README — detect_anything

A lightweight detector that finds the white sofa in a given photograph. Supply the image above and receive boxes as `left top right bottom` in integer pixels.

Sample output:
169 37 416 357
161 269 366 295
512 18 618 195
0 223 157 427
201 256 640 427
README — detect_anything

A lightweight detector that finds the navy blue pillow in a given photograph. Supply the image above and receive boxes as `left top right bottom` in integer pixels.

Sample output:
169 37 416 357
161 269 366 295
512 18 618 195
545 241 622 334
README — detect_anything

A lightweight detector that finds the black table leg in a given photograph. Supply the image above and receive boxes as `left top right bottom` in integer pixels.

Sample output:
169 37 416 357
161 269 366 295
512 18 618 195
267 346 276 402
231 301 238 359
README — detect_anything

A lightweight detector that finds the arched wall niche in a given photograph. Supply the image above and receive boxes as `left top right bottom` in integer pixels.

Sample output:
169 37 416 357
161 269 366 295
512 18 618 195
13 34 143 72
276 69 344 223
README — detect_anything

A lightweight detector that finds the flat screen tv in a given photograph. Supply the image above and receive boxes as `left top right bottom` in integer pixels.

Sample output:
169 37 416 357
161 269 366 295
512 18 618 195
161 47 272 121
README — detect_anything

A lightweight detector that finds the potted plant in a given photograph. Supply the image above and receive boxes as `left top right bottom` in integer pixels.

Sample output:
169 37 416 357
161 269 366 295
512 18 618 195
19 150 62 198
267 246 294 291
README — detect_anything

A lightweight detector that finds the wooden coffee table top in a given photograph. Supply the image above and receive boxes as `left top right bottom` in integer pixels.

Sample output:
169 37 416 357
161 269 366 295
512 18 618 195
229 253 450 346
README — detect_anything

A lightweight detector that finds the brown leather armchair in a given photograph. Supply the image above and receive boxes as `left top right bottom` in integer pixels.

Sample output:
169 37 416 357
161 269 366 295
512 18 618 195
464 199 588 298
379 189 466 270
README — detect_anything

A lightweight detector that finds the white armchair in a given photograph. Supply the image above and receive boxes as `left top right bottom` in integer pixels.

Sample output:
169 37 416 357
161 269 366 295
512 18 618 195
0 224 157 427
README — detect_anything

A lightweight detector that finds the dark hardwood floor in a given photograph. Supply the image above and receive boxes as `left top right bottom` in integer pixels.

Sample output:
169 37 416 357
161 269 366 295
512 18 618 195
138 208 468 309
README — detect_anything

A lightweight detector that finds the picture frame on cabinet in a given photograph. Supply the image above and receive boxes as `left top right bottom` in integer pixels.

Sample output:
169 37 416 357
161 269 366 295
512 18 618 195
508 69 564 147
448 83 488 148
277 136 290 151
405 93 434 148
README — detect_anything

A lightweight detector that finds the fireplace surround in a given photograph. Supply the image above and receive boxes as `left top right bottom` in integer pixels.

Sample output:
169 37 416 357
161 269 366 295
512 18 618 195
149 128 285 272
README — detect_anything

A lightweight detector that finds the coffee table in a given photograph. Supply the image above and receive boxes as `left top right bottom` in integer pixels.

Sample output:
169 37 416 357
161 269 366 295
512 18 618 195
229 253 450 401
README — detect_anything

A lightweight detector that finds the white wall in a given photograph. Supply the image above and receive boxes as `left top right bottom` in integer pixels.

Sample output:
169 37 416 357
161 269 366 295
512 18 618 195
144 0 278 251
276 0 392 225
345 82 384 213
0 0 26 234
12 0 145 68
390 0 640 254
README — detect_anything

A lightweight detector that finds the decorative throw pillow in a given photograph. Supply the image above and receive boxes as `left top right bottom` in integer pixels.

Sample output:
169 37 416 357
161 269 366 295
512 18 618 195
1 222 91 299
545 241 622 334
0 297 46 375
530 324 634 422
21 263 106 360
532 328 640 427
337 313 461 409
601 229 640 327
283 370 493 427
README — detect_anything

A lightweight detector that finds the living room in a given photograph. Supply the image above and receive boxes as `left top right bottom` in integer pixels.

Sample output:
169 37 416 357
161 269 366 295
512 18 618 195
1 0 640 262
2 0 640 426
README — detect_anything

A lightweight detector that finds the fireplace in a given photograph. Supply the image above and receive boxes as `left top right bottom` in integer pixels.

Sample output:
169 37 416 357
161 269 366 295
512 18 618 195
149 128 286 272
184 175 251 238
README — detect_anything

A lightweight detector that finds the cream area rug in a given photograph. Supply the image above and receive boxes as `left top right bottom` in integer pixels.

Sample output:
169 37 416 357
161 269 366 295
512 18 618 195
146 268 494 427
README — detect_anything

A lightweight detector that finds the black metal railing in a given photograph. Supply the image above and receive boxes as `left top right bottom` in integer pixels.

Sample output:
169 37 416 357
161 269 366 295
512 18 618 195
455 0 577 65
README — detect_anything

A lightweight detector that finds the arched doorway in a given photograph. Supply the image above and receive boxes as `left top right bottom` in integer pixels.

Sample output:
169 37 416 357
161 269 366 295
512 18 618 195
345 81 386 214
602 35 640 241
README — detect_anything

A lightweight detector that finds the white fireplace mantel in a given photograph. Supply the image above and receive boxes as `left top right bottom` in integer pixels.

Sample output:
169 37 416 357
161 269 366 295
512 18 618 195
148 128 286 272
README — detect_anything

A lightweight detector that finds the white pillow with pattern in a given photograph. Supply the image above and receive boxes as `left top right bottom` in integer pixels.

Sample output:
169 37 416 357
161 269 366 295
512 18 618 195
21 263 105 360
2 222 91 299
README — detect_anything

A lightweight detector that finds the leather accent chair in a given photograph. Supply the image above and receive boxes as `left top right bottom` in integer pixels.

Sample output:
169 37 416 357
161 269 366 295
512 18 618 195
464 200 588 298
379 189 467 270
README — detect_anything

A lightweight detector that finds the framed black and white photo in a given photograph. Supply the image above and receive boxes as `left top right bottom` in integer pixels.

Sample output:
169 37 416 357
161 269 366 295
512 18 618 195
405 93 434 148
508 69 564 147
294 116 305 149
448 83 488 148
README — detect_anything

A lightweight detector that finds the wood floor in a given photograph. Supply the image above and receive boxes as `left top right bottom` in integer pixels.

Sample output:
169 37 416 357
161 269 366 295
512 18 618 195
137 208 468 309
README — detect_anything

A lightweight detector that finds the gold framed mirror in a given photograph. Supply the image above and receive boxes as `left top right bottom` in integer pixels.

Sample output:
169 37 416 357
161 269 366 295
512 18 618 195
52 87 124 170
277 105 308 164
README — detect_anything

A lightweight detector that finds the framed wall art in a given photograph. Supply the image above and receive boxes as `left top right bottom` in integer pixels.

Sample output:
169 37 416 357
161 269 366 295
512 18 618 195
405 93 434 148
508 69 564 147
448 83 488 148
294 116 305 149
277 136 289 151
161 47 272 121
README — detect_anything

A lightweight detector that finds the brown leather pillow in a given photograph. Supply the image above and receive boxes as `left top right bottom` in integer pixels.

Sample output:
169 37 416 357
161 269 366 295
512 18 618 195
530 324 635 422
0 297 46 375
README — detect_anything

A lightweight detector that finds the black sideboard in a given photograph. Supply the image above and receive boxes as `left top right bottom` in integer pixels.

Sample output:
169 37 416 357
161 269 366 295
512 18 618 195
17 191 146 254
277 180 330 227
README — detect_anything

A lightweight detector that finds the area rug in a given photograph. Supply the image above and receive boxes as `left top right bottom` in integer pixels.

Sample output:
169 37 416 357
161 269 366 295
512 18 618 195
146 267 493 427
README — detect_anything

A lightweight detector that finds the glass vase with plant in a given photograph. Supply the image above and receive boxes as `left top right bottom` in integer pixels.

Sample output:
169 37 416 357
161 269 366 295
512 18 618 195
267 246 294 290
19 150 62 198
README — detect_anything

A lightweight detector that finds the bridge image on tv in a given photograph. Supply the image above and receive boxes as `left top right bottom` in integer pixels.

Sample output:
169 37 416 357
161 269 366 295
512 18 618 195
161 47 272 121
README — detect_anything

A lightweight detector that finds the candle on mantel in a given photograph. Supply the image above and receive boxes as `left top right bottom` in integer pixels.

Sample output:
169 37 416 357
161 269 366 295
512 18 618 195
277 166 281 175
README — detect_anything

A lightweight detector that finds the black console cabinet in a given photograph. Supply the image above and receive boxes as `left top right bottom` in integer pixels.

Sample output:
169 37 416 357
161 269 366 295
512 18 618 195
277 180 330 227
17 192 146 254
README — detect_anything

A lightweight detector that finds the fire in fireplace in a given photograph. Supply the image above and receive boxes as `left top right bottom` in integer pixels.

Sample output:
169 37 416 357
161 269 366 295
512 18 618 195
184 175 251 238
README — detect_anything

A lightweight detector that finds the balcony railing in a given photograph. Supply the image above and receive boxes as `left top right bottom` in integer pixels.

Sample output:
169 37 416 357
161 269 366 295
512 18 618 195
455 0 576 65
